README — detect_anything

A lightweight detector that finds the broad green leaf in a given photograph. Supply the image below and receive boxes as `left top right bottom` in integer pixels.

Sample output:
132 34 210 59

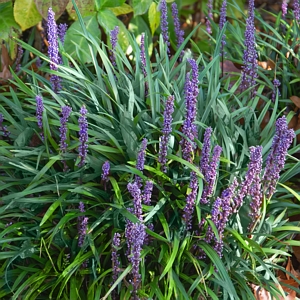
108 3 133 16
14 0 42 31
0 2 21 42
34 0 69 19
66 0 95 20
96 0 125 9
132 0 152 16
64 14 101 63
148 2 160 35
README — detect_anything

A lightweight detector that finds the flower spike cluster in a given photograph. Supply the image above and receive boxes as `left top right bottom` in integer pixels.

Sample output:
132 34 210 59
271 79 281 102
241 0 257 95
78 201 88 248
135 138 148 188
263 116 295 198
159 95 175 172
47 8 61 93
206 0 213 34
101 161 110 182
78 105 88 167
171 2 184 59
140 33 149 95
159 0 170 54
282 0 288 18
219 0 227 55
180 59 199 163
0 114 10 137
109 26 119 67
111 232 121 299
59 106 72 153
294 0 300 21
36 95 44 130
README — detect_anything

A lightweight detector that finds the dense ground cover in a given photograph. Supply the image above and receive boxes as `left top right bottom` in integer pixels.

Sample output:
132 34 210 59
1 0 300 299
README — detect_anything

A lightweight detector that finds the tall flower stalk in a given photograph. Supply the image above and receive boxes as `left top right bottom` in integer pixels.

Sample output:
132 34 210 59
207 0 213 34
180 59 199 163
241 0 257 96
159 95 175 172
140 33 148 95
171 2 184 59
109 26 119 67
36 95 44 134
78 105 88 167
135 138 148 188
159 0 170 54
219 0 227 76
111 232 121 300
47 8 61 93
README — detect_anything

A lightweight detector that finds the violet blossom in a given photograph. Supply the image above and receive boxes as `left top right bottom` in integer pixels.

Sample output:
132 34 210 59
200 145 222 204
36 95 44 129
241 0 257 95
15 45 23 72
200 127 212 179
128 182 143 221
142 180 153 205
101 161 110 182
135 138 148 188
263 117 295 198
159 95 175 172
183 171 199 229
282 0 288 18
159 0 170 54
78 202 88 248
47 8 61 93
58 23 68 44
109 26 119 67
294 0 300 21
171 2 184 59
233 146 263 212
180 59 199 163
207 0 213 34
271 79 281 102
140 33 147 78
78 105 88 167
111 232 121 299
59 106 72 153
219 0 227 55
0 113 10 137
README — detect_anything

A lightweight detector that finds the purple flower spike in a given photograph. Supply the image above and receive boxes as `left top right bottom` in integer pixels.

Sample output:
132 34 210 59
233 146 263 212
207 0 213 34
59 106 72 153
200 145 222 204
58 23 68 44
282 0 288 18
294 0 300 21
78 216 88 247
135 138 148 188
0 114 10 138
200 127 212 179
159 0 170 54
263 117 295 198
140 33 147 78
183 171 199 229
47 8 61 93
271 79 281 102
159 95 175 172
15 45 23 72
180 59 199 163
111 232 121 298
101 161 110 182
219 0 227 55
241 0 257 95
78 105 88 167
142 180 153 205
171 2 184 59
109 26 119 67
128 182 143 221
36 95 44 129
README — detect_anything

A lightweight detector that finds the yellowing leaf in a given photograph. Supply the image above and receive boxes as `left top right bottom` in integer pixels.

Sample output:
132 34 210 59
108 3 133 16
14 0 42 31
148 2 160 36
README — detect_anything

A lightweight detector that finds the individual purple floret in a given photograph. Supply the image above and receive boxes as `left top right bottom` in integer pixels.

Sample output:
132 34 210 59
171 2 184 59
78 216 88 247
200 127 212 179
111 232 121 297
109 26 119 67
78 105 88 167
15 45 23 72
233 146 263 212
0 113 10 137
159 0 170 54
282 0 288 18
58 23 68 44
36 95 44 129
207 0 213 34
59 106 72 153
180 59 199 163
159 95 175 172
200 145 222 204
135 138 148 188
241 0 257 95
183 171 199 229
101 161 110 182
140 33 147 78
294 0 300 21
142 180 153 205
47 8 61 93
271 79 281 102
219 0 227 55
263 117 295 198
128 182 143 221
